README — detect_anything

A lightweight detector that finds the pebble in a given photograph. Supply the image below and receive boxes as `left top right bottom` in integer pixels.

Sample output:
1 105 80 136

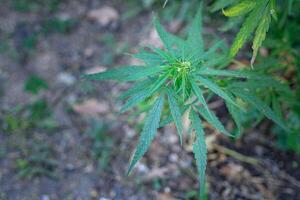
57 72 76 86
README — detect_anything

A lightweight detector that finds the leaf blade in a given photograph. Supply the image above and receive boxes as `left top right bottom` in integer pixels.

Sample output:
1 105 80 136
190 109 207 197
84 65 163 82
229 1 267 58
127 94 165 175
197 75 237 107
232 89 288 131
167 88 183 145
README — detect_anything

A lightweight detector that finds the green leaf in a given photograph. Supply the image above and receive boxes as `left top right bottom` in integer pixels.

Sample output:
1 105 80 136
159 104 189 127
154 16 185 56
196 75 237 107
229 0 267 58
232 89 288 131
196 105 232 137
228 78 291 93
118 79 152 101
148 46 177 64
120 89 153 113
167 88 183 145
133 51 163 66
190 77 212 119
197 68 260 79
251 5 271 65
200 40 225 61
225 100 243 136
84 65 163 82
270 0 278 21
187 3 204 57
120 76 167 113
223 0 256 17
127 94 165 175
190 109 207 197
24 75 48 95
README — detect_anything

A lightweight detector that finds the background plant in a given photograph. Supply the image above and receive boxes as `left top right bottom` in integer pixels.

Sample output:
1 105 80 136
210 0 297 65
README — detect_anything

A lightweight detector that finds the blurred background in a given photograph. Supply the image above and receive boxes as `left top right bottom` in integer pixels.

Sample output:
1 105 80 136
0 0 299 199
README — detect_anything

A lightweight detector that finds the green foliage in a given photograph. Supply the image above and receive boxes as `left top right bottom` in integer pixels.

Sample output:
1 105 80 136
24 75 48 95
11 0 60 13
15 140 58 179
2 77 57 134
127 94 164 175
190 109 207 197
166 88 183 145
86 120 115 169
85 4 288 196
41 18 77 34
211 0 282 64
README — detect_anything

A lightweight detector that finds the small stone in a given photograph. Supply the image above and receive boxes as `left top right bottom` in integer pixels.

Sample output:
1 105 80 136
65 163 75 171
90 190 98 198
169 153 178 163
87 6 119 26
164 187 171 193
84 66 107 74
84 47 95 58
84 164 94 173
136 162 149 174
41 195 50 200
57 73 76 86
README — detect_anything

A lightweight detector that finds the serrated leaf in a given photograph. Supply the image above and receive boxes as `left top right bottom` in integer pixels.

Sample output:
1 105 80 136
228 78 291 93
190 77 212 118
84 65 163 82
154 16 185 56
120 89 153 113
118 78 152 101
251 6 271 65
148 46 177 63
225 100 243 136
187 3 204 57
167 88 183 145
127 95 165 175
223 0 256 17
232 88 288 131
159 104 189 127
196 105 232 137
197 68 260 79
229 0 267 58
120 75 167 113
190 109 207 197
196 75 238 107
133 50 163 66
200 40 226 61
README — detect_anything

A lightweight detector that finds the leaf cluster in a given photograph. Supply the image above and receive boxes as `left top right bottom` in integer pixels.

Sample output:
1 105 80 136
211 0 280 65
84 4 289 197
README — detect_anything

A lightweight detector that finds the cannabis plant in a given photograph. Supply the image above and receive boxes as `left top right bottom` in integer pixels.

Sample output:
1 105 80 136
211 0 285 65
84 4 287 197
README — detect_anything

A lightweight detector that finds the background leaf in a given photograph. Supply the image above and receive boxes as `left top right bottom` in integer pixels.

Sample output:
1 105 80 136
223 0 256 17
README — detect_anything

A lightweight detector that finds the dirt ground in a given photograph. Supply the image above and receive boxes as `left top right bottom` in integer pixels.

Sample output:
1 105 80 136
0 0 299 200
